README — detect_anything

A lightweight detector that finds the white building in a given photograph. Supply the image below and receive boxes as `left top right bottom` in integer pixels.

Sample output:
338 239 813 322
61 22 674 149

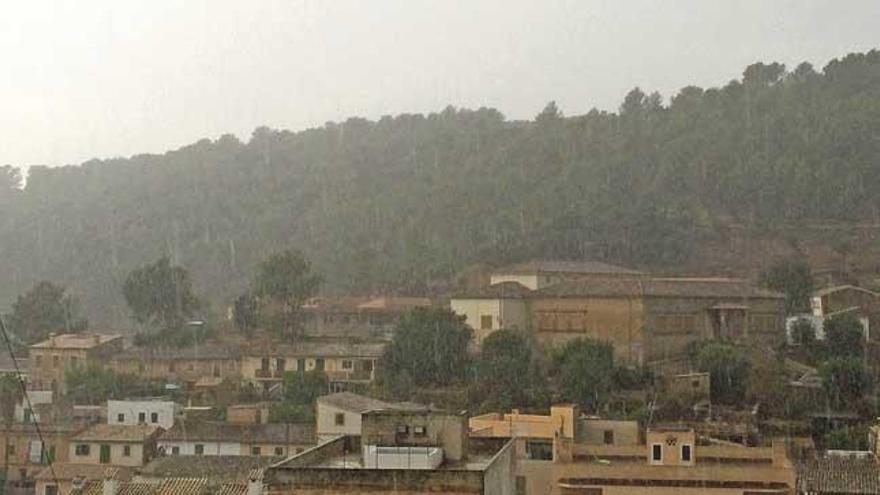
107 399 182 429
316 392 395 442
14 390 52 423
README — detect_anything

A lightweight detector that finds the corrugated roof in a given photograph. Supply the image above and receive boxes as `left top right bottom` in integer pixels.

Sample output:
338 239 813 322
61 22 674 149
493 260 642 276
72 424 160 443
798 457 880 494
31 333 122 349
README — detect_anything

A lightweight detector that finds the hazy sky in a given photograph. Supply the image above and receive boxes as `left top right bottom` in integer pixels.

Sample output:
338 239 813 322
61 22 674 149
1 1 878 167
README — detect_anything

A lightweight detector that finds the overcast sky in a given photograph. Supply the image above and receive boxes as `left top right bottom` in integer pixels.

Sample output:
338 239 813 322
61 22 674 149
1 0 878 168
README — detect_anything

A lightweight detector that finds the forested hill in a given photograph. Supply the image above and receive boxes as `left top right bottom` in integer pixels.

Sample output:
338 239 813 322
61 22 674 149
2 50 880 328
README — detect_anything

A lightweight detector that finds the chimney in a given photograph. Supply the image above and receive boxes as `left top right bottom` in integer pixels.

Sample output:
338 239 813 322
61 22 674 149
247 471 263 495
102 469 118 495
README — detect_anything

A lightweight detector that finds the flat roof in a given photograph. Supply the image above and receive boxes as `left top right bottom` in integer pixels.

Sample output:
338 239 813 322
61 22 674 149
31 333 122 349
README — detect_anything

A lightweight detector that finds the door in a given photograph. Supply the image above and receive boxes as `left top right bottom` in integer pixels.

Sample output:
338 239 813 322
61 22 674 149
99 444 111 464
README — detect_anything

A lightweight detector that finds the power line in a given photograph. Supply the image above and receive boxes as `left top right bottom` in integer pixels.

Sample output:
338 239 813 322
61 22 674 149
0 316 61 490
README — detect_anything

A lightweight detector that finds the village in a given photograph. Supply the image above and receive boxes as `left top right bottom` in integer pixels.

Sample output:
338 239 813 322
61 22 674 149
1 259 879 495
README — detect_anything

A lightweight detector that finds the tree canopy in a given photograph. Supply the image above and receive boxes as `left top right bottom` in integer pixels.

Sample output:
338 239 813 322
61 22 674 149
252 249 321 336
5 281 87 345
551 338 615 412
475 330 545 411
122 256 200 330
3 51 880 325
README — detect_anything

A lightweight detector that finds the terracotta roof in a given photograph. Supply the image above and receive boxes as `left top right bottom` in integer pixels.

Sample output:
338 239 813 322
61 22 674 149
217 483 248 495
302 296 431 313
533 277 783 299
798 457 880 494
814 285 880 297
31 333 122 349
453 281 533 300
316 392 393 413
117 345 240 361
34 464 133 481
72 478 211 495
493 260 642 276
140 455 278 481
159 421 314 444
72 424 161 443
245 341 386 358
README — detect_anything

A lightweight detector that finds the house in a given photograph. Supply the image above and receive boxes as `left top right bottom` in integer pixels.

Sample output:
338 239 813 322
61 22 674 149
315 392 395 442
28 333 123 394
266 407 516 494
489 260 645 290
0 423 82 486
107 399 182 430
450 282 533 344
68 424 162 467
227 403 273 425
811 285 880 336
242 341 385 393
108 345 241 389
516 425 795 494
797 456 880 494
14 390 53 423
33 464 133 495
137 454 278 485
157 421 315 457
301 296 432 341
665 371 711 404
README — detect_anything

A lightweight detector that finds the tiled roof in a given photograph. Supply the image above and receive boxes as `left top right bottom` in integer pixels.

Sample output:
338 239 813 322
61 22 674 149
453 281 533 300
34 464 133 481
493 260 642 276
117 345 240 361
140 455 278 482
798 457 880 494
72 478 211 495
533 277 783 299
245 341 387 358
158 421 313 444
302 296 431 313
317 392 392 413
72 424 160 442
31 333 122 349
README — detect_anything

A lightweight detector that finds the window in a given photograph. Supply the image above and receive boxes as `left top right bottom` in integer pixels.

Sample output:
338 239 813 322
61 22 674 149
315 358 325 371
151 412 159 424
692 379 700 388
396 424 409 435
274 446 284 456
35 355 42 367
297 359 306 372
413 425 426 436
99 444 111 464
261 357 270 371
276 358 286 371
195 444 204 455
117 413 125 423
75 444 90 456
6 445 14 455
681 444 692 462
295 448 303 454
70 356 79 368
603 430 614 445
335 413 345 426
53 355 60 368
651 444 663 463
341 360 353 370
45 445 56 464
213 365 220 377
171 446 180 455
138 412 146 424
252 446 261 455
480 315 493 330
45 485 58 495
363 360 374 372
123 445 131 457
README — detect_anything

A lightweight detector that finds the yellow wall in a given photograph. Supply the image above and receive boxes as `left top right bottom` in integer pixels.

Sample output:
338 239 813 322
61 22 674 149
530 297 645 363
450 299 530 344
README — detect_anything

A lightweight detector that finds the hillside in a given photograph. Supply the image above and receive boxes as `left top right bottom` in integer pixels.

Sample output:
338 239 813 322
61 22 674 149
2 50 880 328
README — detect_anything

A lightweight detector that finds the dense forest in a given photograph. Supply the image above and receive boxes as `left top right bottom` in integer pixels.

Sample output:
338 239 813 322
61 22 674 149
2 50 880 328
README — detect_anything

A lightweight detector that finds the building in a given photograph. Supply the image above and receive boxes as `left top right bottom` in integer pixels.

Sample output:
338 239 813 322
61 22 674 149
0 423 81 486
301 296 432 341
265 407 516 494
315 392 395 442
34 464 133 495
137 454 278 485
797 456 880 494
108 345 241 389
28 333 123 394
811 285 880 337
157 421 315 457
107 399 182 430
517 425 795 495
14 390 53 423
227 403 273 425
68 424 161 467
242 342 385 393
489 260 645 290
450 282 533 344
68 475 247 495
665 372 711 404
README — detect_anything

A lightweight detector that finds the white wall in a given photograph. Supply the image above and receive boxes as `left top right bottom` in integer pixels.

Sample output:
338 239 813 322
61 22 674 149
316 402 362 441
107 400 180 429
158 440 241 456
14 390 52 423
